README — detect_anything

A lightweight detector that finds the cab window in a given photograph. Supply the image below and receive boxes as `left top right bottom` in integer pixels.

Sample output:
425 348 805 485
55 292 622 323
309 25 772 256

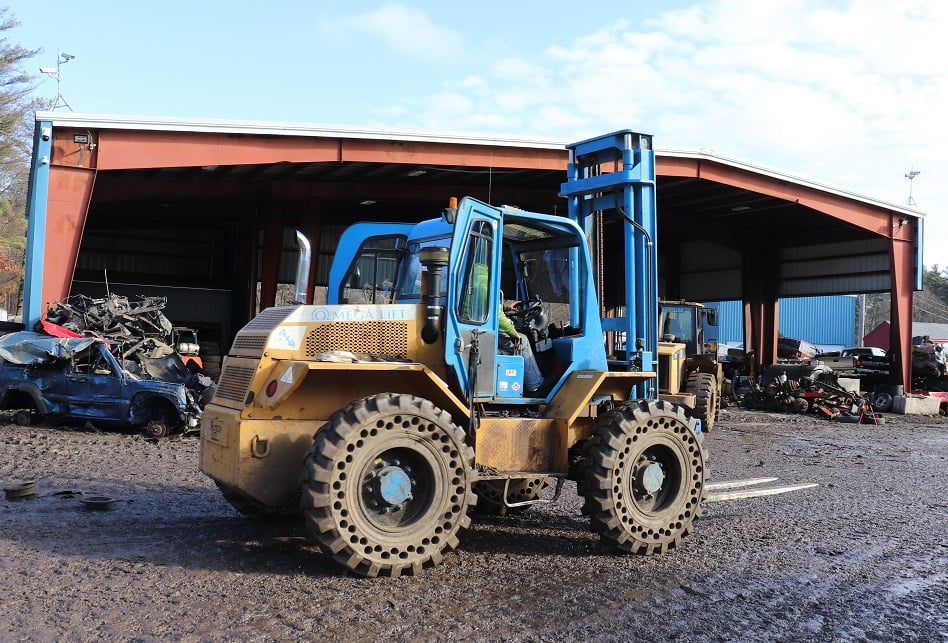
340 235 406 304
458 220 494 324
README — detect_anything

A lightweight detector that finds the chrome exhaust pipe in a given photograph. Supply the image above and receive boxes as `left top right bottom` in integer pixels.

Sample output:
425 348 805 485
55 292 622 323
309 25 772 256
292 230 312 305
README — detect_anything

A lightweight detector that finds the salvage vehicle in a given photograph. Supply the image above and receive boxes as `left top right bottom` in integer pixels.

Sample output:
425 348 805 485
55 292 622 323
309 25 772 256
200 130 707 577
818 346 888 374
912 337 948 382
0 331 203 437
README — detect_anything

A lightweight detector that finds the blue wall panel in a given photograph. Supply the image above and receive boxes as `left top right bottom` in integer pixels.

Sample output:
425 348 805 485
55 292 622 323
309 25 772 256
706 296 856 351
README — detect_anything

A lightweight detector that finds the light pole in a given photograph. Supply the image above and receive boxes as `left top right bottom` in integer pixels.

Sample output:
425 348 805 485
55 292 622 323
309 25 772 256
39 51 75 111
905 168 920 206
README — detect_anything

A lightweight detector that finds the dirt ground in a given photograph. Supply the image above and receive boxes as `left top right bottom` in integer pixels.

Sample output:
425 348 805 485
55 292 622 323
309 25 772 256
1 407 946 642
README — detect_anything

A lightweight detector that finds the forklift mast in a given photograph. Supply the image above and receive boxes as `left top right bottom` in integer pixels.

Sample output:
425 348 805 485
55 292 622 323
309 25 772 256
560 130 659 399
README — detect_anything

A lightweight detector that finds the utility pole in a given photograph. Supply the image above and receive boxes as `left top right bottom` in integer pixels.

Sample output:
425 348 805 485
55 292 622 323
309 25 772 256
39 51 75 111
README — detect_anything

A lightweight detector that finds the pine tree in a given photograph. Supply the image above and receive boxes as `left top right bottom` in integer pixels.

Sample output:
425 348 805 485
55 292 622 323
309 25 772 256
0 8 45 317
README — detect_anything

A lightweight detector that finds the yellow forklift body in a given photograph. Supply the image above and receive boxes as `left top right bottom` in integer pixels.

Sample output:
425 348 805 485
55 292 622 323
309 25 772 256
200 302 664 506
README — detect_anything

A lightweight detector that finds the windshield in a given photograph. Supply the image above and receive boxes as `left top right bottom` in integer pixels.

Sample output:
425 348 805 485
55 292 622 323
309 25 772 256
395 236 451 300
660 307 697 343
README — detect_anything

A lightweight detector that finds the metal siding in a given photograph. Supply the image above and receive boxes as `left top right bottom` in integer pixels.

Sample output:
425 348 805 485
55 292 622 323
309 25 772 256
780 275 891 297
706 300 744 346
257 224 346 285
778 240 892 297
680 240 742 271
781 238 889 261
676 241 743 301
779 296 856 347
680 269 743 301
705 296 856 348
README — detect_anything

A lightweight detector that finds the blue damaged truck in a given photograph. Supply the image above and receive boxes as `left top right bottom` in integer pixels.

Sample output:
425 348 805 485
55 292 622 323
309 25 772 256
0 331 203 437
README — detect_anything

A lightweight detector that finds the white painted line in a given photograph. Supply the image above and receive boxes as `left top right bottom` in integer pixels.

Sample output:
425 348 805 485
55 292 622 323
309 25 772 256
705 483 819 502
705 477 779 491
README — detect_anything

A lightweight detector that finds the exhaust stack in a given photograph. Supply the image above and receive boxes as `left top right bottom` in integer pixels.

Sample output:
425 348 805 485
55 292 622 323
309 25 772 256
292 230 312 305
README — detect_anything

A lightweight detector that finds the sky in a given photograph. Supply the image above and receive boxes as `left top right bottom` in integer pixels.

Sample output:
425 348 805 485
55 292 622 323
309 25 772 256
9 1 947 266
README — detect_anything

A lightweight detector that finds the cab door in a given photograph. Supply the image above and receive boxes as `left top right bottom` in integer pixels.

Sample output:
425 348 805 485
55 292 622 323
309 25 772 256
64 344 128 423
444 199 503 399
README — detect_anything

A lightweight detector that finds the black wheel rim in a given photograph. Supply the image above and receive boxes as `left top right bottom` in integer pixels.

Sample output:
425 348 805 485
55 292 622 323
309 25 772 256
358 444 435 529
629 440 684 515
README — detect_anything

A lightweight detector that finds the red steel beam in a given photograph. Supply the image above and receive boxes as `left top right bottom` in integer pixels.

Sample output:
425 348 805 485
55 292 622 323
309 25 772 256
657 156 894 235
95 130 567 171
889 220 916 388
42 166 95 309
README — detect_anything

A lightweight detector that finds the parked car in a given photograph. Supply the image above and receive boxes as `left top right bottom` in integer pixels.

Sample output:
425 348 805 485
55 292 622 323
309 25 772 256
0 331 203 437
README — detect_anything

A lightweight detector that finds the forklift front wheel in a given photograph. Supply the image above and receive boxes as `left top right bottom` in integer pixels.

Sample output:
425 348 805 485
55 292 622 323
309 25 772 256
581 399 705 555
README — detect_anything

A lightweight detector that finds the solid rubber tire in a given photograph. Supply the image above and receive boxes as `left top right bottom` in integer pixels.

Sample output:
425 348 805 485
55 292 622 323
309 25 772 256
580 399 705 555
299 393 476 578
686 371 718 433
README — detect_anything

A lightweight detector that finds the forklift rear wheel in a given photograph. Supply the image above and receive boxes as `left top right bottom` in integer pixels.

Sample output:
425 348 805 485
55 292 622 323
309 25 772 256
299 393 476 578
472 477 550 516
581 399 705 555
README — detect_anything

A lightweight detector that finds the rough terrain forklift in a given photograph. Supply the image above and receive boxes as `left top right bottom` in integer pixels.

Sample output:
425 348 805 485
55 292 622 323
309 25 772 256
200 130 706 577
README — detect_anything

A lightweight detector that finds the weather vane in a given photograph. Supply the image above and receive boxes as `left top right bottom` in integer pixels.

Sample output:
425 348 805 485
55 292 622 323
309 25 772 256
904 168 920 206
39 50 75 111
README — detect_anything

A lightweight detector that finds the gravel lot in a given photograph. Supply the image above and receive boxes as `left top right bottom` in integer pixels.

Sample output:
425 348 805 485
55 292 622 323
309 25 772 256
1 407 946 642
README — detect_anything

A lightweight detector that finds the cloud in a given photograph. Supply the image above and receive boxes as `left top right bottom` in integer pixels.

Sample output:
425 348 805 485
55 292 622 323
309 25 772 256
318 2 459 60
377 0 948 266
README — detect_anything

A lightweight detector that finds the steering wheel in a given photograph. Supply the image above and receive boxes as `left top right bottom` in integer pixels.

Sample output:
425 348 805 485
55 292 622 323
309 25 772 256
507 293 540 316
506 294 548 337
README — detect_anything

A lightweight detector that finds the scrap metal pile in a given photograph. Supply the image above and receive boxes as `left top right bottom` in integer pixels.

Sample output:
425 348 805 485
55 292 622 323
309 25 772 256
44 293 173 340
912 336 948 384
740 362 882 424
39 293 214 405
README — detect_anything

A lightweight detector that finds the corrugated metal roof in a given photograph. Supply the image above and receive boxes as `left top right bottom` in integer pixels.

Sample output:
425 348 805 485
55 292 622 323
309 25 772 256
36 111 923 220
35 111 567 149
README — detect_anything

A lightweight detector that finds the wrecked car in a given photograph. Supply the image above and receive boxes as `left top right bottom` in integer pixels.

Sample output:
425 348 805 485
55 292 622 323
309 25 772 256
912 336 948 381
819 346 889 375
0 331 203 438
